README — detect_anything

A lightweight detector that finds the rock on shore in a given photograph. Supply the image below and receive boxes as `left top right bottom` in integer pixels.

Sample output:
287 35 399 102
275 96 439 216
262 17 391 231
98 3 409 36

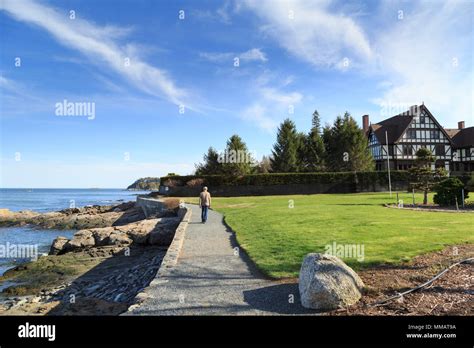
50 217 181 255
0 199 184 315
0 201 145 230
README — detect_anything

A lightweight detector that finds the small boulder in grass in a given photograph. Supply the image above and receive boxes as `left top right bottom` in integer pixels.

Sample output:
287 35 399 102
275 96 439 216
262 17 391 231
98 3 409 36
298 253 365 310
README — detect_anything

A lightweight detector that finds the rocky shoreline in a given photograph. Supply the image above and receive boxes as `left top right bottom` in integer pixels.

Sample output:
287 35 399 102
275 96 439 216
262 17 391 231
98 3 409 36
0 198 181 315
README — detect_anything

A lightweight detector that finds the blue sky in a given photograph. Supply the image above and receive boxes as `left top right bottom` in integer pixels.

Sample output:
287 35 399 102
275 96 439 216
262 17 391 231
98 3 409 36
1 0 473 188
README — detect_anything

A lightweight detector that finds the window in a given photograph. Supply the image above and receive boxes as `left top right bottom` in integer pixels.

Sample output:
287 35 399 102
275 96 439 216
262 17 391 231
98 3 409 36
430 130 440 139
407 130 416 139
420 116 426 124
403 145 413 156
435 144 444 156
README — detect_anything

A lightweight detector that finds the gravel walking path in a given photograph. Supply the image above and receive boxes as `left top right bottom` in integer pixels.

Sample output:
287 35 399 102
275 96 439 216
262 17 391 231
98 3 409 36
127 204 312 315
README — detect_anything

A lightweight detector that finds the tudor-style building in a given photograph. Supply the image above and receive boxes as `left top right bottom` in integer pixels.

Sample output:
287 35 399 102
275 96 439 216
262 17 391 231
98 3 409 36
364 104 473 173
446 123 474 173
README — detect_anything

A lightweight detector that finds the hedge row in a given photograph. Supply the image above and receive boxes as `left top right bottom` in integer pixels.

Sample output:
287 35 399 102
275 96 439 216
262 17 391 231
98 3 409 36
160 171 410 188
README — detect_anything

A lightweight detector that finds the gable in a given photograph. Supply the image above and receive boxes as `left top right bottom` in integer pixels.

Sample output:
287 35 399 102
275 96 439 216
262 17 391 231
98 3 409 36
398 107 450 144
370 105 453 145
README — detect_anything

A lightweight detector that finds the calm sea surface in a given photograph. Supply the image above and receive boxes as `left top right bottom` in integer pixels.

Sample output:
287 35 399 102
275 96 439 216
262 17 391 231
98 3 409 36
0 188 149 275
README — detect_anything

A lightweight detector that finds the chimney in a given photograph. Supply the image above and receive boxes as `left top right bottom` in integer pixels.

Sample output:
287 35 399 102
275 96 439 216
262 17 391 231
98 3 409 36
362 115 369 133
458 121 465 130
409 105 418 116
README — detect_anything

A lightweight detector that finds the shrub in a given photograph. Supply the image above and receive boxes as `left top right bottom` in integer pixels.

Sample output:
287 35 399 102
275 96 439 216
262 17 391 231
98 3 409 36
433 177 469 206
160 171 410 188
163 198 181 210
186 178 205 187
162 179 182 187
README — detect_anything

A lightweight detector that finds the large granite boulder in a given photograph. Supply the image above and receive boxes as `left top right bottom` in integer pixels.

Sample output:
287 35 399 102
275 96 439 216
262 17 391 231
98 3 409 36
298 253 364 310
65 230 96 251
91 228 113 246
108 231 132 245
49 236 69 255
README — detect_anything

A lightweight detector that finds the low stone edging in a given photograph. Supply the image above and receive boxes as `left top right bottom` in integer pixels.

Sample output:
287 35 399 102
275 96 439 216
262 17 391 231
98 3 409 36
126 205 192 312
155 207 192 277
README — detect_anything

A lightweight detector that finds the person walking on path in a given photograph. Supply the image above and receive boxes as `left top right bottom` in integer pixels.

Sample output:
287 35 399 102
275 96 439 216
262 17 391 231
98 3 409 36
199 186 211 223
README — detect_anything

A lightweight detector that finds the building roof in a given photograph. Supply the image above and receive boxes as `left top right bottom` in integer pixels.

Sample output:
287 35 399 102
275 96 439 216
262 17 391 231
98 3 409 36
369 104 454 146
450 127 474 148
444 128 460 138
370 115 414 145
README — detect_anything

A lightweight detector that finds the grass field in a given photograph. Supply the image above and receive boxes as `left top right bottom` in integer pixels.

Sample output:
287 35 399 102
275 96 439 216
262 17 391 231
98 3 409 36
181 192 474 278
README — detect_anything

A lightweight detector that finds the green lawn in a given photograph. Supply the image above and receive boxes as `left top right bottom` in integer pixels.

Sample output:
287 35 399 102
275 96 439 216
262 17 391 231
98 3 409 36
182 192 474 278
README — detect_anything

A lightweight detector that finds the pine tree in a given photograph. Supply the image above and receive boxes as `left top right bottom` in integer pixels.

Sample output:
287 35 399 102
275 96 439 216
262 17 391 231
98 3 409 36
311 110 321 135
271 119 299 172
303 129 325 172
195 147 222 175
323 112 374 172
296 131 307 172
222 134 256 176
409 148 447 205
288 110 326 172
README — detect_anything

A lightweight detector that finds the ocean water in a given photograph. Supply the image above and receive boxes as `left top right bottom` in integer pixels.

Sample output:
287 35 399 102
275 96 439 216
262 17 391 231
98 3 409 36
0 188 149 275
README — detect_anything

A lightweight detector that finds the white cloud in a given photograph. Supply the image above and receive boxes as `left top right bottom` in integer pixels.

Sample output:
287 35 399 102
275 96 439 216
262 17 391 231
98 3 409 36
240 103 278 132
200 48 267 63
199 52 234 63
260 87 302 105
239 73 303 132
241 0 373 68
372 0 473 126
0 0 188 106
192 1 235 25
239 48 268 62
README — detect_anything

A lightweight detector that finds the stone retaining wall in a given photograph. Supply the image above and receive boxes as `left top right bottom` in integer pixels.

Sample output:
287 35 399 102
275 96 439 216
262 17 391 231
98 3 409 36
136 195 165 217
126 205 192 313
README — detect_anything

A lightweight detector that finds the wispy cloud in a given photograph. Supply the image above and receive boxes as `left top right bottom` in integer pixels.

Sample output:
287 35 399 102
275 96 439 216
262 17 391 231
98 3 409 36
239 48 268 62
371 0 473 125
241 0 373 68
239 72 303 132
0 0 189 107
192 0 236 24
199 48 267 64
240 103 278 132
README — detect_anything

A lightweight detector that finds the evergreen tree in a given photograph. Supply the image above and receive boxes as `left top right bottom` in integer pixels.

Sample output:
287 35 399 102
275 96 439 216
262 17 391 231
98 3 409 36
221 134 256 176
409 148 447 205
195 147 222 175
311 110 321 135
303 129 325 172
323 112 374 172
290 110 326 172
296 131 308 172
271 119 299 172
